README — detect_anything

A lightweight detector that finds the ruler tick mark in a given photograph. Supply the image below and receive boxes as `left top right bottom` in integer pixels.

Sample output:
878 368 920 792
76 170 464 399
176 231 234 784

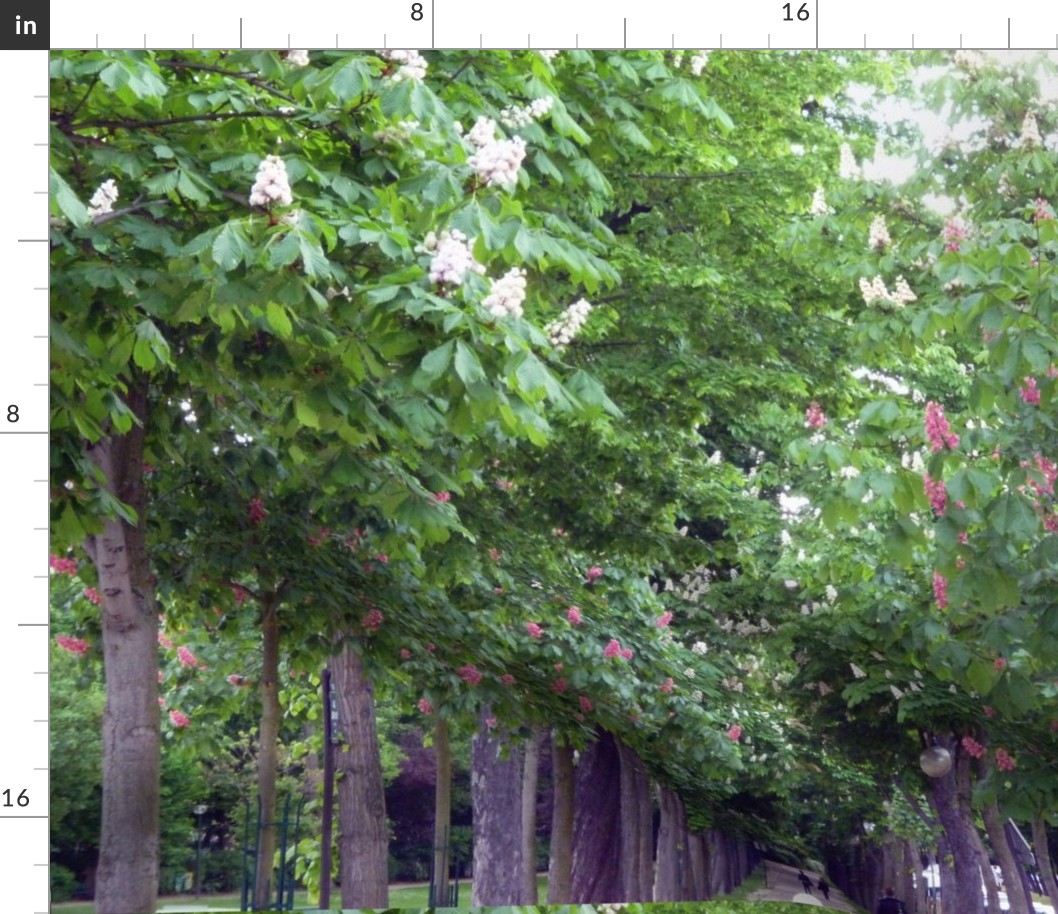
18 239 48 243
239 18 243 48
431 0 435 48
18 624 49 627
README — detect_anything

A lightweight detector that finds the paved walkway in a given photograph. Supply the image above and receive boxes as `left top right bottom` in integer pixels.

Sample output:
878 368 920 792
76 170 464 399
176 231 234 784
742 859 862 911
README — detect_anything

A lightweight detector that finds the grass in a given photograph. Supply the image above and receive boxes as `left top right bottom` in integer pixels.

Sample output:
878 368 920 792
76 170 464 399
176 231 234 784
713 865 765 902
52 875 548 913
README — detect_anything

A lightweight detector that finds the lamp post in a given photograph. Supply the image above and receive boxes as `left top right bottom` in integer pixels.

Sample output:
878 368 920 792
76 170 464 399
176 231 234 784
194 803 208 898
919 745 952 778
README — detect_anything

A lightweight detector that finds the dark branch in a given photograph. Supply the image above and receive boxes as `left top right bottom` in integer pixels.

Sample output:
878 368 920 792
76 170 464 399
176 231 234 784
71 110 298 132
156 59 297 104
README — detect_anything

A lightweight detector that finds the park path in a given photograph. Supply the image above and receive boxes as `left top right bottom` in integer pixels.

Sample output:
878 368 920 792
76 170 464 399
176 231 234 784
741 859 862 911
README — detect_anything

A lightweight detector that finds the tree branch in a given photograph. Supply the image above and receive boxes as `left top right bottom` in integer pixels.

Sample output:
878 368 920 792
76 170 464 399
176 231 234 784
156 59 297 104
71 110 297 132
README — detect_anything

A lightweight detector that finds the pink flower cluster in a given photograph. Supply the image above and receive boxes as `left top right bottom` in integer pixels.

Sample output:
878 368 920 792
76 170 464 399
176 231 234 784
933 571 949 609
995 747 1017 771
579 695 593 713
585 565 604 583
177 645 200 668
362 608 384 632
227 674 250 687
1022 454 1058 496
418 697 433 715
56 634 89 655
1020 377 1040 405
50 554 78 575
1034 197 1054 222
994 657 1007 671
248 497 267 525
500 673 516 685
923 474 947 514
659 677 674 693
925 402 959 453
83 587 103 606
602 638 633 660
525 622 544 639
655 611 673 628
805 401 828 429
307 527 330 546
158 631 174 650
566 605 582 625
551 677 568 694
431 491 451 504
726 724 742 742
169 709 191 728
457 664 482 685
942 217 968 252
961 736 986 758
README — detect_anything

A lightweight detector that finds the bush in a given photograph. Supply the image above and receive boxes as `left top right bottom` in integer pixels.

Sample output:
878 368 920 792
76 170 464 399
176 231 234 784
50 863 79 903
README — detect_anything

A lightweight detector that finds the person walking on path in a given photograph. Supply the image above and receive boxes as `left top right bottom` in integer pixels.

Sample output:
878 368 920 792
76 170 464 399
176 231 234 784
798 870 813 894
876 886 909 914
817 876 830 900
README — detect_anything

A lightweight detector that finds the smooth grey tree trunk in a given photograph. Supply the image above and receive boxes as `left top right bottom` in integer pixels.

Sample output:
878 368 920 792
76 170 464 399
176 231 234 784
86 382 160 914
547 736 575 903
332 640 389 908
983 800 1030 914
521 725 543 902
471 709 525 906
253 597 281 910
432 716 452 906
1033 815 1058 913
616 737 653 901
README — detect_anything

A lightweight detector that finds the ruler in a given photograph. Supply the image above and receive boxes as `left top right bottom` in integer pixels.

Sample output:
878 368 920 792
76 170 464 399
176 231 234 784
8 2 1058 912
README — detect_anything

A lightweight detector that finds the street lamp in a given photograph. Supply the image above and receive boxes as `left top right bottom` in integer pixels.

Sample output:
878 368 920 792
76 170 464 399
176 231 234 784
919 745 952 778
193 803 208 898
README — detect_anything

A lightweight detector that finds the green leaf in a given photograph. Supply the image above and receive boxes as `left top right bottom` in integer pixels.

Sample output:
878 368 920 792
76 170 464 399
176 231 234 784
988 493 1039 542
414 340 454 388
294 397 320 429
211 222 249 272
453 341 486 387
266 301 293 339
49 168 89 228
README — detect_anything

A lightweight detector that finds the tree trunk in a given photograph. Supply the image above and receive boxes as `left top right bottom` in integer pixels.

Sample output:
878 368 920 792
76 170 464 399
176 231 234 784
432 715 452 906
471 709 525 906
547 736 574 903
688 832 709 900
521 725 543 902
983 800 1029 914
706 829 728 895
1033 815 1058 913
654 785 680 901
86 381 160 914
927 735 986 914
937 836 958 914
332 640 389 908
570 729 622 902
906 839 926 914
253 597 281 910
616 737 652 901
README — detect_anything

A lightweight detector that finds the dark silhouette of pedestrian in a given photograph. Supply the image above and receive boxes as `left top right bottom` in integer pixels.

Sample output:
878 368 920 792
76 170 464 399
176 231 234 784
876 886 909 914
817 877 830 900
798 870 813 894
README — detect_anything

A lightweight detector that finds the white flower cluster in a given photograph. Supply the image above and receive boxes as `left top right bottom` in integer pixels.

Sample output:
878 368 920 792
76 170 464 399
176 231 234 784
544 298 592 348
675 564 712 603
868 214 891 251
465 116 527 188
810 186 830 216
499 96 554 129
1020 110 1042 147
720 676 744 693
373 119 420 144
838 143 860 179
538 50 560 62
249 155 293 207
998 171 1016 197
379 49 428 82
859 275 916 308
285 49 310 66
424 229 485 286
689 52 710 76
953 50 986 75
691 640 709 655
850 662 866 679
87 178 119 218
482 267 527 318
824 584 838 603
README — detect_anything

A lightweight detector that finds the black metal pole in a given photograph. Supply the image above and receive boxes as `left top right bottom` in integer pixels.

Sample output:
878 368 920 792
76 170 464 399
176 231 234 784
320 668 335 910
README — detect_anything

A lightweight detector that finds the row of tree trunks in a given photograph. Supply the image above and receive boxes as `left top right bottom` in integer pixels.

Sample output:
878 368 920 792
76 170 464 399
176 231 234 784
521 725 544 903
616 738 654 901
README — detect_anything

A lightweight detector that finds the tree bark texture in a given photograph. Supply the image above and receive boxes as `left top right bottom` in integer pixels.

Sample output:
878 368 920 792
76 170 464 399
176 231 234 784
86 382 160 914
547 736 575 903
1033 815 1058 914
253 597 281 910
615 737 653 901
521 725 543 902
432 716 453 906
332 640 389 908
654 785 681 901
471 709 525 906
688 832 710 900
983 799 1030 914
927 735 985 914
706 828 729 895
570 729 622 902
